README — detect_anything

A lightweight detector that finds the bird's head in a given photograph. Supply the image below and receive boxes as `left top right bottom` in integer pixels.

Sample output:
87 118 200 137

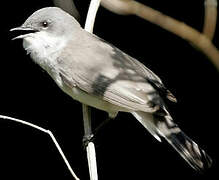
10 7 82 63
11 7 81 40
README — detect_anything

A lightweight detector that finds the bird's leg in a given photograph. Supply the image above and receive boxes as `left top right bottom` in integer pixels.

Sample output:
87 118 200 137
93 112 117 137
82 114 116 148
82 134 94 148
82 104 93 148
93 116 114 136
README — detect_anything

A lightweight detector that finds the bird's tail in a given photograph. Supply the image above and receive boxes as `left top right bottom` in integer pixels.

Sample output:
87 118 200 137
132 112 212 172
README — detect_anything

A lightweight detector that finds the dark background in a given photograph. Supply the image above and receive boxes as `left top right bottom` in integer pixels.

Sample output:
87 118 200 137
0 0 218 179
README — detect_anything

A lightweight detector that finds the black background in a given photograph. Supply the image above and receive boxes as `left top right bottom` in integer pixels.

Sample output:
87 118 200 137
0 0 218 179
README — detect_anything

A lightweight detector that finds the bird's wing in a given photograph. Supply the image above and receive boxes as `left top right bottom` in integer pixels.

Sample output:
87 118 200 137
57 32 175 113
129 59 177 103
59 67 163 113
95 35 177 103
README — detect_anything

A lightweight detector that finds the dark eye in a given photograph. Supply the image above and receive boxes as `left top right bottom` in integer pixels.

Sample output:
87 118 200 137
41 21 49 28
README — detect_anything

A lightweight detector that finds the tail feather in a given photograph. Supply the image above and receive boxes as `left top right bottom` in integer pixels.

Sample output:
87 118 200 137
157 116 212 171
172 133 212 171
132 112 161 142
132 111 212 171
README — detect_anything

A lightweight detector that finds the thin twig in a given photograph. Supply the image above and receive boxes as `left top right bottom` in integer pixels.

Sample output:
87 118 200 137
203 0 218 40
0 115 80 180
101 0 133 15
131 1 219 70
101 0 219 70
83 1 102 180
85 0 102 33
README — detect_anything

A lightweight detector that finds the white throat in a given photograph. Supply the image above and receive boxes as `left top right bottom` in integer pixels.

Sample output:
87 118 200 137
22 31 67 71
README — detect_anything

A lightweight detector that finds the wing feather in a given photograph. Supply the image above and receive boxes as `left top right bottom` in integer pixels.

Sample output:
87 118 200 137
57 32 176 113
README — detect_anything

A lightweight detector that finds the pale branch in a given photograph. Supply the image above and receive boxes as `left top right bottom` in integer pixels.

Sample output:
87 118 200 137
0 115 80 180
101 0 219 70
101 0 133 15
203 0 218 40
85 0 102 33
83 1 102 180
131 1 219 69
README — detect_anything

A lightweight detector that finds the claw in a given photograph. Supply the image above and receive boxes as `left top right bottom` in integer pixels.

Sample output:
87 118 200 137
82 134 94 148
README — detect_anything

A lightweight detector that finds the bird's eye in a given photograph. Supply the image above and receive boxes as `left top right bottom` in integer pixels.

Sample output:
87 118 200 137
41 21 49 28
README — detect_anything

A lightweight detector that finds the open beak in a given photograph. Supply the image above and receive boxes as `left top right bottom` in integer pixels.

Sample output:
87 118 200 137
10 26 38 40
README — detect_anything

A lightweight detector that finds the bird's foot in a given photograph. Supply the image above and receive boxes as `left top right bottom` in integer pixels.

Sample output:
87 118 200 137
82 134 94 148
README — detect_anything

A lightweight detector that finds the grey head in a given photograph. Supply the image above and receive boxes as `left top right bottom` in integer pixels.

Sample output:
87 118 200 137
11 7 81 39
10 7 83 70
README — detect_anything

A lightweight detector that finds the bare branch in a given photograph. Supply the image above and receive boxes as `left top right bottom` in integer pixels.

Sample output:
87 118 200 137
0 115 80 180
203 0 218 40
101 0 133 15
101 0 219 70
85 0 102 33
83 1 102 180
131 1 219 70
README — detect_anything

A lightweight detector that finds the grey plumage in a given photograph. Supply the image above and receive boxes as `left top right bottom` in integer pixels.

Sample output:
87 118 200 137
11 7 212 172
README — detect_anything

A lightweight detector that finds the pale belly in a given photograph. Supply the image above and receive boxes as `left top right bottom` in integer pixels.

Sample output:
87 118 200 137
61 81 127 115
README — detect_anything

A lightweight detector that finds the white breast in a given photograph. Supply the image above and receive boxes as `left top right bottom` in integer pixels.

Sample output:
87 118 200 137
22 31 69 88
23 32 66 70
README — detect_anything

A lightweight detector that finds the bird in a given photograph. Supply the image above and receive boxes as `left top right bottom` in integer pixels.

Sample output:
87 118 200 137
11 7 212 172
